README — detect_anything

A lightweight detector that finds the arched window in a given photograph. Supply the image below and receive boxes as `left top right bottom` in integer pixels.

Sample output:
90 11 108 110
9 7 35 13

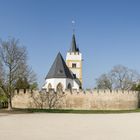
48 83 52 91
67 83 72 90
67 83 72 93
56 83 63 93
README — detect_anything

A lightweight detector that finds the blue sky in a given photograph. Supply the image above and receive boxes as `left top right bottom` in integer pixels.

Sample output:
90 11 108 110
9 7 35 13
0 0 140 88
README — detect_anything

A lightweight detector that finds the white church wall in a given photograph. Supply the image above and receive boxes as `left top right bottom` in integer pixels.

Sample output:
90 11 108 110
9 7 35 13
43 79 55 91
73 80 80 90
66 79 73 88
44 78 74 91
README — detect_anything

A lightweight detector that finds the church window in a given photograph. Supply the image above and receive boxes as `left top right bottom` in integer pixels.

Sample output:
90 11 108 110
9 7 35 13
67 83 72 90
48 83 52 91
56 83 63 93
72 63 76 68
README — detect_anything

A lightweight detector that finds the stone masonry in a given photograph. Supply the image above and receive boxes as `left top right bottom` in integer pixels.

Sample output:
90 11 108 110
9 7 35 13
12 90 139 110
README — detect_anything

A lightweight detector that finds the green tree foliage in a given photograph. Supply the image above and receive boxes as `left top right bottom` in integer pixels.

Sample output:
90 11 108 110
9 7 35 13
30 82 38 90
131 84 140 91
15 77 30 90
15 77 38 93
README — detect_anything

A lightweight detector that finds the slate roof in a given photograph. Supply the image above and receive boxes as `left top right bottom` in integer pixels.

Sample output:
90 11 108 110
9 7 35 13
46 52 74 79
69 34 80 52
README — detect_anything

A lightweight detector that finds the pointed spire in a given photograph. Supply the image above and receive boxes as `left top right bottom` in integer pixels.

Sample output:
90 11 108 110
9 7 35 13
46 52 73 79
69 34 80 52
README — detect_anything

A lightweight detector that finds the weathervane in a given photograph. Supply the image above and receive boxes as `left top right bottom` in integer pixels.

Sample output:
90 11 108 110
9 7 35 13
72 20 75 34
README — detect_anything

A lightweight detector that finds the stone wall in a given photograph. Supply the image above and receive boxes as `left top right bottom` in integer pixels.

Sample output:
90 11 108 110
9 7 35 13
12 90 139 110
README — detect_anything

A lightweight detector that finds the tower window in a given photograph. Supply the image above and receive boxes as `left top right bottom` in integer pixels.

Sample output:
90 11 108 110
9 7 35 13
72 63 76 68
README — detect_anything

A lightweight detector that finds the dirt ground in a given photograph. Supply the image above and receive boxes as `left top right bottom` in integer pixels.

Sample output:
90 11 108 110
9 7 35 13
0 112 140 140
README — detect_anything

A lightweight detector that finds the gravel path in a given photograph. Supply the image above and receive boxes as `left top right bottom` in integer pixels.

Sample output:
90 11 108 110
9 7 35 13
0 113 140 140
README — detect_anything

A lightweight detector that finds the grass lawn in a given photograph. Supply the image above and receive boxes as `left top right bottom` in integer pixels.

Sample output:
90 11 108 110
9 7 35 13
27 108 140 114
1 108 140 114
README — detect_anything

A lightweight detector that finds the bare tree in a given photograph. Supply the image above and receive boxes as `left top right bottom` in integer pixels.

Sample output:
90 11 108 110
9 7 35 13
0 38 36 110
45 90 65 109
31 91 48 109
111 65 140 90
95 65 140 90
0 61 5 95
96 74 113 90
31 90 65 109
0 60 4 84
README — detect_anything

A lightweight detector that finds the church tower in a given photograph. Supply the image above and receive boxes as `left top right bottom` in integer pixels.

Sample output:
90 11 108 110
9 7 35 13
66 34 83 87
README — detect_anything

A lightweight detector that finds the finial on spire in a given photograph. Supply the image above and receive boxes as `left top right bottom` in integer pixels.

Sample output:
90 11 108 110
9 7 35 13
72 20 75 34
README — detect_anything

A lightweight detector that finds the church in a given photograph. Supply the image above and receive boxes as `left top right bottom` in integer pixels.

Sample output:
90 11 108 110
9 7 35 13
43 33 83 92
